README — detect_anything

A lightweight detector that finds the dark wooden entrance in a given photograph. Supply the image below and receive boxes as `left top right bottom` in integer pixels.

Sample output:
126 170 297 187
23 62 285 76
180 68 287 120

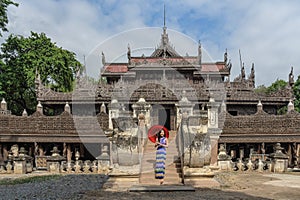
158 108 171 130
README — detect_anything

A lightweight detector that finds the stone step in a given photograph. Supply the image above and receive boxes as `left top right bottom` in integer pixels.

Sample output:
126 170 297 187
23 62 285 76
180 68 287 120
128 185 195 192
139 130 182 185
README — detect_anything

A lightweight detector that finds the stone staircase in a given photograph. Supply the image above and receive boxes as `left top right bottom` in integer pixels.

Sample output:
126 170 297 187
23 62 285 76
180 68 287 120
139 130 183 185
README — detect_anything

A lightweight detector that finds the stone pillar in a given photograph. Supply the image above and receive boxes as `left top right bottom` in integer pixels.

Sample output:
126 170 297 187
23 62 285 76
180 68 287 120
47 146 65 173
207 97 221 166
108 99 120 130
14 147 29 174
217 144 231 171
207 97 219 129
210 136 220 166
175 91 194 128
270 143 289 173
96 144 110 174
132 98 151 127
137 113 147 155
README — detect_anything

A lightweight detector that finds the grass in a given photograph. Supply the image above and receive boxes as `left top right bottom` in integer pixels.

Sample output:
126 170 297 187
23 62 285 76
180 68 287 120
0 174 62 185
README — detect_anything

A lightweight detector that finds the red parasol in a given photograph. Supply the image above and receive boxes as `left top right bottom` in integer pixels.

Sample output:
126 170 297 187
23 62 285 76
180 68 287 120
148 125 169 143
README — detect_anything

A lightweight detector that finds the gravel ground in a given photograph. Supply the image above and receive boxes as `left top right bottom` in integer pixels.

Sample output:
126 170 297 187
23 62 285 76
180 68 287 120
1 172 300 200
0 174 108 200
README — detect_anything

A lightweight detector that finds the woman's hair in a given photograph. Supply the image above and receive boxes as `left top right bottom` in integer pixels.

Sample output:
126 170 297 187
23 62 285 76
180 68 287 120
157 129 165 141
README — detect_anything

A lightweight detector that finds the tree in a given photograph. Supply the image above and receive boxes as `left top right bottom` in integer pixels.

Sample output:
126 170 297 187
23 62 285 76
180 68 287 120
0 0 18 37
254 79 287 95
266 79 288 94
294 75 300 112
254 79 288 114
254 84 267 95
0 32 83 115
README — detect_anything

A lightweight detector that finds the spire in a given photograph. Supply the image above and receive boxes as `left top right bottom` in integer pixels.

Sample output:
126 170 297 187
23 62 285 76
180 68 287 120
224 48 228 63
101 51 105 66
289 66 294 87
127 44 131 65
162 4 168 46
150 5 180 58
164 4 166 28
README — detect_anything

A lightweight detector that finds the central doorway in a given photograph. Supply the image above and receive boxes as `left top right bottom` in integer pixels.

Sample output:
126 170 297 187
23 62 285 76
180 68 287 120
158 108 171 130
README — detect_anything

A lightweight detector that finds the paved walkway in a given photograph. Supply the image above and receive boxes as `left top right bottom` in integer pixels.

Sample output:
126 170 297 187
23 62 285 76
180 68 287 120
263 173 300 188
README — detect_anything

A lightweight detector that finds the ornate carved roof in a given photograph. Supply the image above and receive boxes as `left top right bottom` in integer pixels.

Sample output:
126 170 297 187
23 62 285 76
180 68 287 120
221 109 300 136
150 27 180 58
0 111 109 143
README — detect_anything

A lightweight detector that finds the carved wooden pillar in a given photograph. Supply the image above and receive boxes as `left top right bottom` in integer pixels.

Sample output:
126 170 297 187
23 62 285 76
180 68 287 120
80 144 85 158
67 144 72 162
0 144 3 166
297 143 300 167
3 145 8 161
38 146 45 156
63 143 67 157
257 143 261 154
287 143 292 167
28 146 33 157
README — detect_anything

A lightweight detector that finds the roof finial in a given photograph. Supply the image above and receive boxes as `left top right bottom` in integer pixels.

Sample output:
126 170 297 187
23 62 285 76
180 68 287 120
161 4 169 46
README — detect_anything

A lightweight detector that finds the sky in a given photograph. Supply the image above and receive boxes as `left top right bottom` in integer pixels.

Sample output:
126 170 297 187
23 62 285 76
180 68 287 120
2 0 300 86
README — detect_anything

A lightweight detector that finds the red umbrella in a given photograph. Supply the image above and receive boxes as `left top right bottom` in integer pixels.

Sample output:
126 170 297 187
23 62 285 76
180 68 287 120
148 125 169 143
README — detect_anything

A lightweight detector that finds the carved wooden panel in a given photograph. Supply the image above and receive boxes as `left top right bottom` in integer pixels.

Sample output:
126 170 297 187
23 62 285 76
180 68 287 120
35 156 49 169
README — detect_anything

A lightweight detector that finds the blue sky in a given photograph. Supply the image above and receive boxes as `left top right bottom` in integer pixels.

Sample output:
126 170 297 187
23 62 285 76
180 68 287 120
2 0 300 86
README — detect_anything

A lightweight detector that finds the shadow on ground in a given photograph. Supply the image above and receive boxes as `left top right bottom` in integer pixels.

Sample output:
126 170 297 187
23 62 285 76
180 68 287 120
82 188 271 200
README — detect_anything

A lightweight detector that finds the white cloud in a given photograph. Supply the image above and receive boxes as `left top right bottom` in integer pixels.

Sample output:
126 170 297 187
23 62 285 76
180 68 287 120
223 1 300 85
1 0 300 86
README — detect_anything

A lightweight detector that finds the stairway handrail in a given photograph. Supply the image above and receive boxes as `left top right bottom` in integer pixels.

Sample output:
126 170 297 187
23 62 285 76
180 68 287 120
177 121 185 184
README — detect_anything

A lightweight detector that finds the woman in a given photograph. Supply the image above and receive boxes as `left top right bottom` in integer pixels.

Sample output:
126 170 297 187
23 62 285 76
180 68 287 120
155 129 168 185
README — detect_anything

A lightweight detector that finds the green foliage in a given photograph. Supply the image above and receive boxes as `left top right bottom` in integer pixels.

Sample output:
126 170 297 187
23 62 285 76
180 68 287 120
0 0 18 37
254 79 287 95
0 32 83 115
254 84 267 95
266 79 287 94
254 80 288 114
294 75 300 112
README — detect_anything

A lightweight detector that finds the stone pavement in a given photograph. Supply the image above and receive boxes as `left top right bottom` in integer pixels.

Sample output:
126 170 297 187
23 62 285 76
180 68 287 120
128 184 195 192
263 173 300 188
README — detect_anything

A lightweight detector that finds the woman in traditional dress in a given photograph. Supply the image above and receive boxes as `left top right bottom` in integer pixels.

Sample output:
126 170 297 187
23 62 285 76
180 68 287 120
155 129 168 185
